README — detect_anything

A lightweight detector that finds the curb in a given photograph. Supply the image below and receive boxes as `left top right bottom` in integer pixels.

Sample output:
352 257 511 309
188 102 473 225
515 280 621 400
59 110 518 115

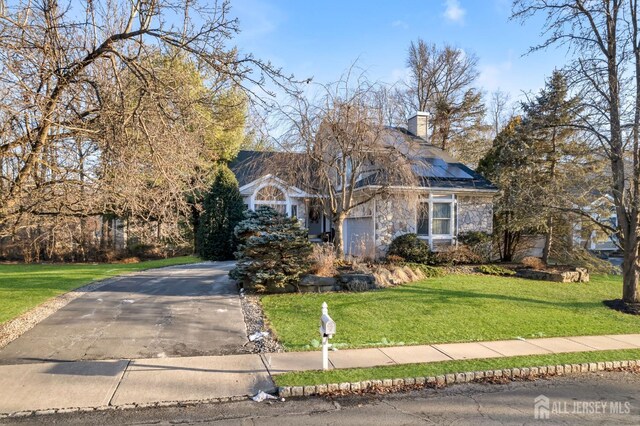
0 395 249 420
276 359 640 398
1 359 638 419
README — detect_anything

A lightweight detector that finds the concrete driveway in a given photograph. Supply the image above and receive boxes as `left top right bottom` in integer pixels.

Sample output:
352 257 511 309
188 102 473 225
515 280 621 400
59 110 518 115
0 262 248 364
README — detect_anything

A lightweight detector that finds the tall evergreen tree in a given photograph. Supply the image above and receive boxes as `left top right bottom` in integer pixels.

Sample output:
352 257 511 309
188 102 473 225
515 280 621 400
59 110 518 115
520 71 584 263
196 166 245 260
478 117 535 261
478 71 596 263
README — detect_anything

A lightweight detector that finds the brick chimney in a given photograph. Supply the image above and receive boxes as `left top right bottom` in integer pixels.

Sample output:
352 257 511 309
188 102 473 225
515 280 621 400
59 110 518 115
407 111 429 140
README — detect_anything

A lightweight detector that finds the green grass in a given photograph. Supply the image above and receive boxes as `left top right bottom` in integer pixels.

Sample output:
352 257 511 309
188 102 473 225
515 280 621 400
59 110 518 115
0 256 201 324
261 274 640 351
275 349 640 387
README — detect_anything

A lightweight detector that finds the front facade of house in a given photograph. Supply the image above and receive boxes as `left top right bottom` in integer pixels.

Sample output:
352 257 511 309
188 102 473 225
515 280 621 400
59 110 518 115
230 113 497 258
348 191 494 258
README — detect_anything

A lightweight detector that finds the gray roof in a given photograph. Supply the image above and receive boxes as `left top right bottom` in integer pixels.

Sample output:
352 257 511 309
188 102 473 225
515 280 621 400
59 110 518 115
231 127 496 193
230 150 305 188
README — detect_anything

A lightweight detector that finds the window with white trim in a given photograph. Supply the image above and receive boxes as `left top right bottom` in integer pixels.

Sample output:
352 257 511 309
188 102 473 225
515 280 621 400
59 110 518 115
416 195 456 240
432 203 452 235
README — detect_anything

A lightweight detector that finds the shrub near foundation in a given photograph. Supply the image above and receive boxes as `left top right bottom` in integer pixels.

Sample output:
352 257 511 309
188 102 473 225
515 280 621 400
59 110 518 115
309 243 337 277
386 234 434 264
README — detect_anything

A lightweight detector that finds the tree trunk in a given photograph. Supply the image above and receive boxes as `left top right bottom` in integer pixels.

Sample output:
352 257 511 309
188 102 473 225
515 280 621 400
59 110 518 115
622 236 640 303
502 229 513 262
333 215 345 260
100 216 108 249
542 219 553 265
191 203 200 254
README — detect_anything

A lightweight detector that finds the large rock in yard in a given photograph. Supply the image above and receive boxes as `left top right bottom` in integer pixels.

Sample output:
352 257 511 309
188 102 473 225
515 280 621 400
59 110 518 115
299 275 338 293
516 267 589 283
338 273 377 291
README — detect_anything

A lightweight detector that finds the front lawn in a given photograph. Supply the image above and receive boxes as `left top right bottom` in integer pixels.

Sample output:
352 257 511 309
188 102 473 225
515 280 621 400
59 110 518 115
261 274 640 351
0 256 200 325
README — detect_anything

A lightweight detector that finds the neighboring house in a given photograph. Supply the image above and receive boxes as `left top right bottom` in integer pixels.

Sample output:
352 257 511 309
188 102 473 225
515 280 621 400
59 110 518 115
572 194 620 254
230 113 498 258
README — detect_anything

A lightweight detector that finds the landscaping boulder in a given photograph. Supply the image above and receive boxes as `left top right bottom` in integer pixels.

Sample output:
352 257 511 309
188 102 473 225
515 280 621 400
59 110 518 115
516 267 589 283
299 275 339 293
338 273 376 290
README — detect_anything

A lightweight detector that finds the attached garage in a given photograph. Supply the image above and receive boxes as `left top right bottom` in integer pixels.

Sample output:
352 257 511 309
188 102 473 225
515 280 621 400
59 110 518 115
343 217 374 258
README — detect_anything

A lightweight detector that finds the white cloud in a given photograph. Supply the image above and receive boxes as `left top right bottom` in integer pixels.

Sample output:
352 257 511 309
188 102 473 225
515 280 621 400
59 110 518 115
478 58 513 92
390 67 411 84
443 0 466 25
391 20 409 30
232 0 284 39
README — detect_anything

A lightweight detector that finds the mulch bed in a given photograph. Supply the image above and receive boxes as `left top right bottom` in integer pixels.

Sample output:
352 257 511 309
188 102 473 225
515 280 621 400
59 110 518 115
240 293 284 353
603 299 640 315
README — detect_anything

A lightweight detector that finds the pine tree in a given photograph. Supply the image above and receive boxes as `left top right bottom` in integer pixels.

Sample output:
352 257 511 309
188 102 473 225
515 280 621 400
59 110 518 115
478 71 596 263
478 117 536 261
196 165 245 260
520 71 584 263
230 206 312 293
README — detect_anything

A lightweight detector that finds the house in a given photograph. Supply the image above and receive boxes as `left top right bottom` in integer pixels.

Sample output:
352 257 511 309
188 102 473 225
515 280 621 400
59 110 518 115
573 194 620 255
230 112 498 258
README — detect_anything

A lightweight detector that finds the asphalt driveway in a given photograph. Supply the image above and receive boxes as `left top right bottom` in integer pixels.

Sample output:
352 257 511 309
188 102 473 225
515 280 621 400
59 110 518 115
0 262 248 364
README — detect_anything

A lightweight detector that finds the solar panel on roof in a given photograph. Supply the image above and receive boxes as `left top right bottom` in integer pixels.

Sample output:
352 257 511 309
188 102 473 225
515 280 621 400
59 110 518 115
412 158 473 179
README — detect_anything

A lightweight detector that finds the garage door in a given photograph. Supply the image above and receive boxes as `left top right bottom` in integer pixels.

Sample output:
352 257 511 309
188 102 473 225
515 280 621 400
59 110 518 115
344 217 374 258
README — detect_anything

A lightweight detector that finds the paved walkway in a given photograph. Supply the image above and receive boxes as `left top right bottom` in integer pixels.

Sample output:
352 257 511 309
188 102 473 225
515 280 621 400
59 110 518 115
262 334 640 373
0 262 246 364
2 333 640 415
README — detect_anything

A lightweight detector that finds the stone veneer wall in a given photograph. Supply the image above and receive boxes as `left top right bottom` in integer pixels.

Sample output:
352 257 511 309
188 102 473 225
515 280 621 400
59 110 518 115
295 201 307 225
374 194 417 257
374 193 494 257
457 195 493 234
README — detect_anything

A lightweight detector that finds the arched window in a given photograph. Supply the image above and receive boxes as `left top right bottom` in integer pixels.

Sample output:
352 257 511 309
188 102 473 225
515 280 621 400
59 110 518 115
253 185 287 214
255 186 286 202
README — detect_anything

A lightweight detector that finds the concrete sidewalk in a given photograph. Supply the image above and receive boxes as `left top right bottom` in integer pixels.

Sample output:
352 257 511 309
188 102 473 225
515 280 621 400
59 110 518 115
0 354 273 414
261 334 640 374
2 334 640 416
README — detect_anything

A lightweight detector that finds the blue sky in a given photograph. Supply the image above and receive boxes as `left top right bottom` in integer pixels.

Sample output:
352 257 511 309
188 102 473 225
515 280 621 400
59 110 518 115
230 0 567 102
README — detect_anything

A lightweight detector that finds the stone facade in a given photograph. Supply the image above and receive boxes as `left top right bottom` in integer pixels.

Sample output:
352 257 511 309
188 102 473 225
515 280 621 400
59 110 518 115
374 193 494 257
240 188 493 258
295 200 307 225
374 194 417 256
457 196 493 235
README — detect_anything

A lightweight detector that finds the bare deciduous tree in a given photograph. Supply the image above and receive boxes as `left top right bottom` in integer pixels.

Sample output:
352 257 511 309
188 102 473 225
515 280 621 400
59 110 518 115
277 72 418 258
401 39 487 160
0 0 293 260
489 89 513 138
513 0 640 304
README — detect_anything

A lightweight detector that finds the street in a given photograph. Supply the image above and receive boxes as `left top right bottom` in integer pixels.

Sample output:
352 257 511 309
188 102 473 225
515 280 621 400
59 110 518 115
3 371 639 425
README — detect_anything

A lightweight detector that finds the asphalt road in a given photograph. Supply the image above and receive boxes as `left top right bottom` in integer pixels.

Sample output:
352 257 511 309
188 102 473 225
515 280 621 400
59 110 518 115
0 262 248 364
3 371 639 425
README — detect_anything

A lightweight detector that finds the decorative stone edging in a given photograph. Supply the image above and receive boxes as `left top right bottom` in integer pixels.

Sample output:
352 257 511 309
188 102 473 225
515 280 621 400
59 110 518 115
276 359 640 398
